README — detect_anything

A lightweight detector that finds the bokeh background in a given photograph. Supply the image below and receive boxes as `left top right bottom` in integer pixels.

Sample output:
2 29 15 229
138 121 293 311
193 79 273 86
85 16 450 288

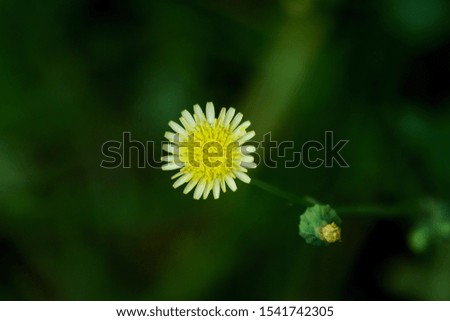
1 0 450 300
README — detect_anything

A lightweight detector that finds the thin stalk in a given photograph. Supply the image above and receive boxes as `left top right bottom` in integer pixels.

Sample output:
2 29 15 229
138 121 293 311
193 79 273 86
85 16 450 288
335 202 420 217
251 178 318 207
252 178 421 217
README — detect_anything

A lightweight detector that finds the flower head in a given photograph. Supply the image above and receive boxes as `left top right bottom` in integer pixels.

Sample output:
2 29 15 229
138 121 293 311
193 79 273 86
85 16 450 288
299 204 342 246
162 102 257 200
320 222 341 243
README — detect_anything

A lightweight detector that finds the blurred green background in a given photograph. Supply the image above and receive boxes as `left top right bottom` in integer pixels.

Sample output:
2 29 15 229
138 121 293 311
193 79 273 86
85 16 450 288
1 0 449 300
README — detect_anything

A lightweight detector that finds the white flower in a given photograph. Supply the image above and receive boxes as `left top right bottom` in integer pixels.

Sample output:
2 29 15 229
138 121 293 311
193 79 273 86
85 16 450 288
162 102 257 200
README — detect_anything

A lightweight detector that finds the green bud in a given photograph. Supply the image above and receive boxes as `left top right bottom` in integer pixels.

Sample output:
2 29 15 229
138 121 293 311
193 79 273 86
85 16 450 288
408 226 430 253
299 204 342 246
408 199 450 252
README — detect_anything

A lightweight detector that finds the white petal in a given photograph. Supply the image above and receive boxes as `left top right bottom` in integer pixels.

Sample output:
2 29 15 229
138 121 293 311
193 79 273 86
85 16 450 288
220 179 227 193
233 170 251 184
241 155 254 163
217 107 226 125
179 117 191 130
233 120 251 135
162 163 183 171
235 165 248 173
223 108 236 126
193 104 206 121
171 171 184 179
225 176 237 192
193 179 206 200
164 131 176 141
230 113 243 131
241 145 256 154
213 179 221 199
206 102 215 125
203 181 213 199
173 173 193 189
162 143 179 154
237 131 256 145
161 155 175 162
241 162 257 169
183 178 199 194
181 110 196 127
169 121 187 135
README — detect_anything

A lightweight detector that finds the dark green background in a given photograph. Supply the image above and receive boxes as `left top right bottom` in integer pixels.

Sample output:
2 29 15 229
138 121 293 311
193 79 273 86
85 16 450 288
1 0 449 300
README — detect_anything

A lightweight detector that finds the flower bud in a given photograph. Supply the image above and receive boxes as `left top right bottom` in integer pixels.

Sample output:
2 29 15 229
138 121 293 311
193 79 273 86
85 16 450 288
299 204 342 246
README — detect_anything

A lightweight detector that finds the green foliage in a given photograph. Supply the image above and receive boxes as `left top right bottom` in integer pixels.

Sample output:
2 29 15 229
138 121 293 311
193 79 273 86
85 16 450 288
409 199 450 253
0 0 449 300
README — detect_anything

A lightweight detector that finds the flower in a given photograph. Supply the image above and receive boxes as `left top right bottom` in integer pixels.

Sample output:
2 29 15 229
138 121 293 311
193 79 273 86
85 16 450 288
320 222 341 243
299 204 342 246
162 102 257 200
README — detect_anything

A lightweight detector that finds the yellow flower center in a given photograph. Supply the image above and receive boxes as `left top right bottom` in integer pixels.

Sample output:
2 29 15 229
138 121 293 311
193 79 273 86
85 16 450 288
320 222 341 243
177 120 244 182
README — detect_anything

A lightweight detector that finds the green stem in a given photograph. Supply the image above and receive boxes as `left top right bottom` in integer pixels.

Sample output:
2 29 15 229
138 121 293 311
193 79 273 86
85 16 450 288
251 178 318 207
252 178 420 217
335 202 420 217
